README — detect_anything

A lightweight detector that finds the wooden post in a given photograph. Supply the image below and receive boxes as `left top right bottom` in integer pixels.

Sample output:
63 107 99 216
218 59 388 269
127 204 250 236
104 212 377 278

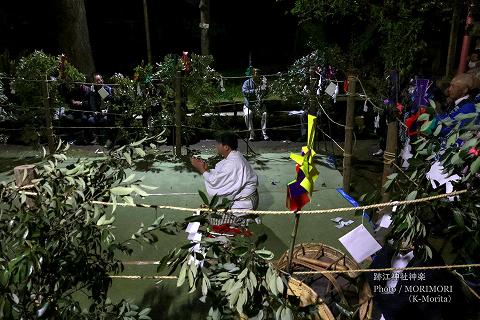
143 0 152 64
343 76 356 193
174 71 183 157
41 80 55 154
14 164 36 208
381 120 398 203
199 0 210 56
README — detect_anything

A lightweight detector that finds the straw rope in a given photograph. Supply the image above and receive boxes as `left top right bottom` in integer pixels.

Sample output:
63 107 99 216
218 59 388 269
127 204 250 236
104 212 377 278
292 263 480 275
110 263 480 280
110 275 177 280
16 189 467 215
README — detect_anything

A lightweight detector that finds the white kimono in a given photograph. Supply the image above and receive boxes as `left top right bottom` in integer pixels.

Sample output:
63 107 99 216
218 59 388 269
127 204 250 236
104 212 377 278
202 150 258 209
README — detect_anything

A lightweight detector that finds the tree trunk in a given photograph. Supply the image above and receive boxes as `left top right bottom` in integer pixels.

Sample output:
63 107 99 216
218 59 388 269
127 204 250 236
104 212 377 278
55 0 95 76
199 0 210 56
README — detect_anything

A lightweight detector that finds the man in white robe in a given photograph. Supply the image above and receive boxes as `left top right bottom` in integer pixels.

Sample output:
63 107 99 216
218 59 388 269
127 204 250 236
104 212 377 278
191 132 259 225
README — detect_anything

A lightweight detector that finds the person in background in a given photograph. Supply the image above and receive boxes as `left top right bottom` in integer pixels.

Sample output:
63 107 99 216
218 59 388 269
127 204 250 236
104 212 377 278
70 73 112 145
242 68 269 141
190 131 259 226
438 73 477 136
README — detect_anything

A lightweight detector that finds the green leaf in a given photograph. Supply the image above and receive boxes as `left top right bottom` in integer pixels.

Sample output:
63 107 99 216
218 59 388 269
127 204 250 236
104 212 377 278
281 307 293 320
276 306 283 320
131 185 148 197
255 249 274 260
232 246 248 257
406 191 417 201
463 137 478 149
209 194 219 207
177 262 187 287
134 147 146 157
97 215 115 226
123 151 132 165
130 137 147 147
276 275 284 294
122 173 136 184
447 133 459 147
417 113 430 122
110 186 134 196
455 112 477 121
198 190 209 205
470 157 480 175
453 211 465 228
433 124 442 136
238 268 248 280
36 302 49 318
138 308 151 316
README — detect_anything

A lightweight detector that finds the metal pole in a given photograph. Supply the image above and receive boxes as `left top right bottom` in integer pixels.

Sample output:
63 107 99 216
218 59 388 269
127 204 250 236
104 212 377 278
175 71 182 156
343 75 356 192
143 0 152 64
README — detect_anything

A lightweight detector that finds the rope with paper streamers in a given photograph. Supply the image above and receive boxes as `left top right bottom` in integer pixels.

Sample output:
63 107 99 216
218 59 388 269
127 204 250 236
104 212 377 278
17 188 467 215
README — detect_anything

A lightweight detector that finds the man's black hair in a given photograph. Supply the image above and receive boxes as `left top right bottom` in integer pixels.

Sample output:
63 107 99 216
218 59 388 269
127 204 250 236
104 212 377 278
216 131 238 150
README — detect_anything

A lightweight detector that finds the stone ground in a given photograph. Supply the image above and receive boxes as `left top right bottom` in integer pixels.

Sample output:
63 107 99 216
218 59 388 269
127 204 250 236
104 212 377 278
0 138 385 318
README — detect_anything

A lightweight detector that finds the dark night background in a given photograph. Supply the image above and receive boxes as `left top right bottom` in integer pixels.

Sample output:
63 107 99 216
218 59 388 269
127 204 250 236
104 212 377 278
0 0 301 75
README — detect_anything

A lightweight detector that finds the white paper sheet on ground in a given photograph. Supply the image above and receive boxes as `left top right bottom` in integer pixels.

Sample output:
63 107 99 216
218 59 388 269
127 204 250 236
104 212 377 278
331 217 343 223
185 222 200 234
378 213 393 229
339 225 382 263
335 220 354 229
98 87 109 100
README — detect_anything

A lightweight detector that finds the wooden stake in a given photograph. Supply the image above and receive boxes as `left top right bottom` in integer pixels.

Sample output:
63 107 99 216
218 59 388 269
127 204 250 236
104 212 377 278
174 71 183 157
343 76 356 193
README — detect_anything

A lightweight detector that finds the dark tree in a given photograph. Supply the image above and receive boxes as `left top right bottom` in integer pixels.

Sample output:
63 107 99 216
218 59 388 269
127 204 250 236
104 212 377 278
55 0 95 76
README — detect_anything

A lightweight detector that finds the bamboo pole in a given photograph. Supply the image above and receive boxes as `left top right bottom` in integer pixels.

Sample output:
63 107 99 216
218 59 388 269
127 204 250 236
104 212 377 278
343 76 356 193
445 0 459 78
14 164 36 208
174 71 183 157
381 120 398 203
287 212 301 274
143 0 152 64
199 0 210 56
41 79 55 154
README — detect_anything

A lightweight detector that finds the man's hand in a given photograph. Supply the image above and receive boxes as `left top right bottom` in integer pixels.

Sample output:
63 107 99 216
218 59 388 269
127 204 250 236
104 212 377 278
191 157 208 174
72 100 82 108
